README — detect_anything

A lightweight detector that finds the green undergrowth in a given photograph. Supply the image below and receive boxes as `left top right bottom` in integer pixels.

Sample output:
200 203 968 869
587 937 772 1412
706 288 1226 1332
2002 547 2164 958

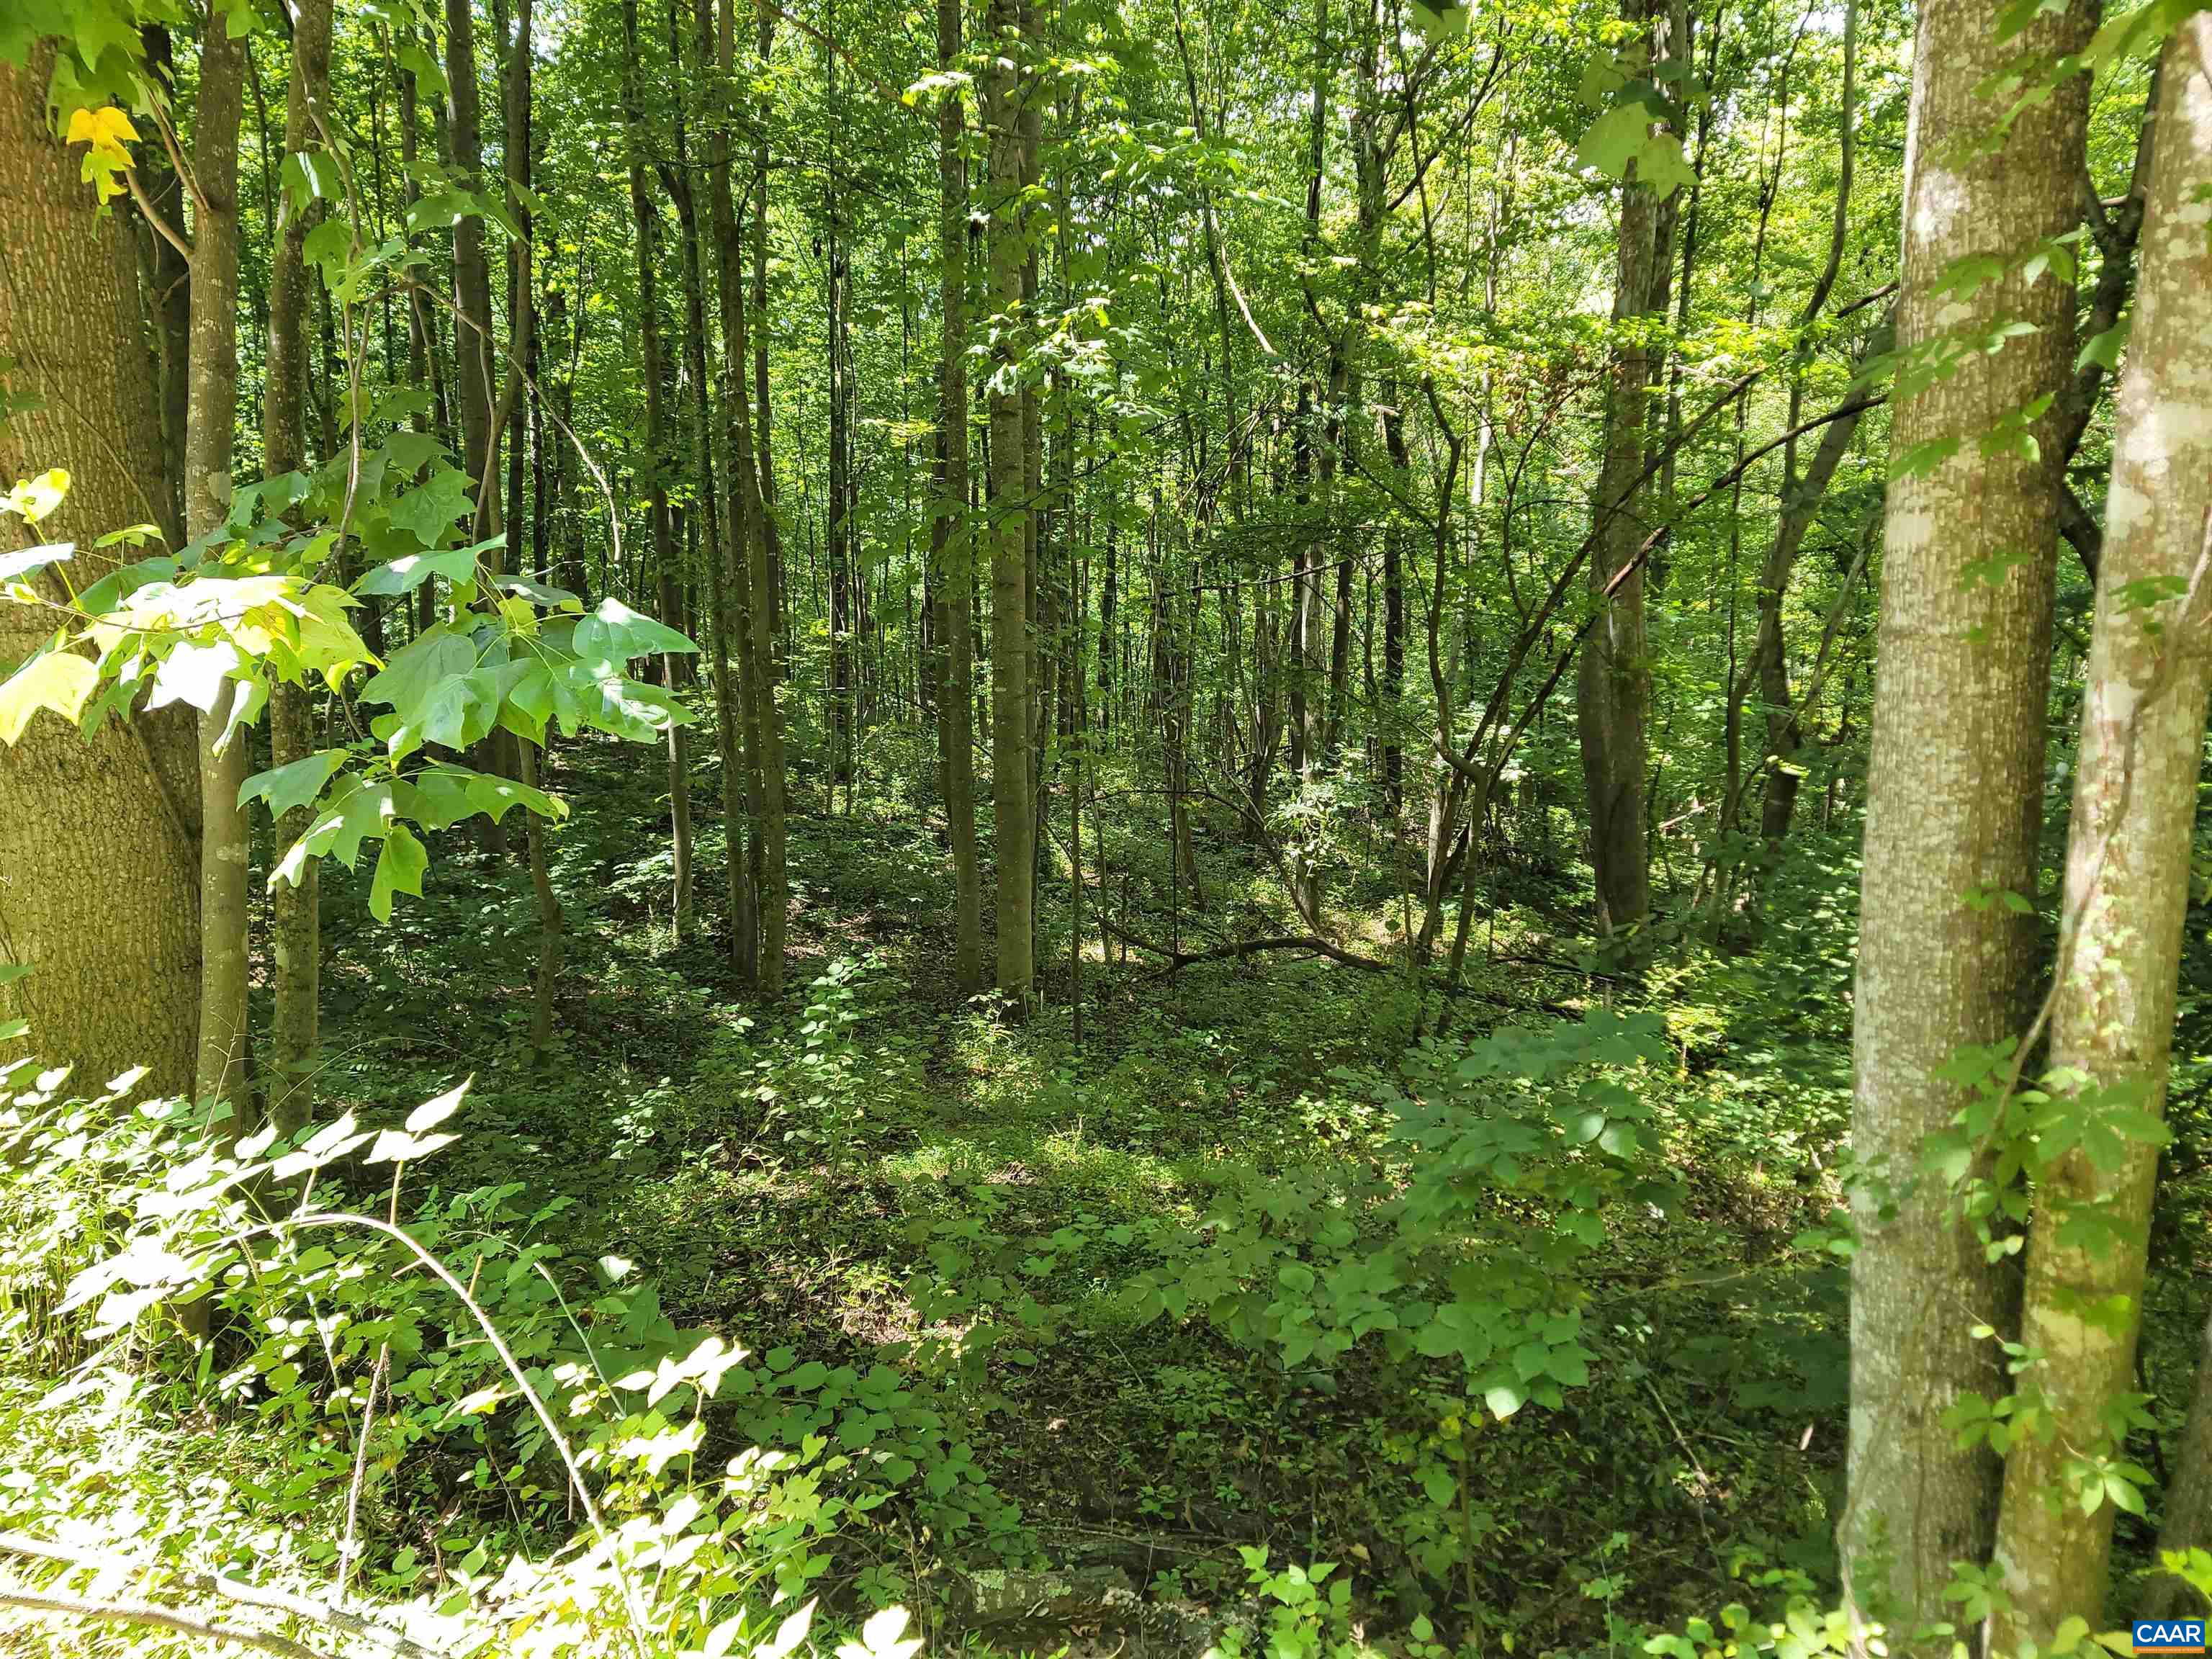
29 732 2188 1656
278 737 1871 1650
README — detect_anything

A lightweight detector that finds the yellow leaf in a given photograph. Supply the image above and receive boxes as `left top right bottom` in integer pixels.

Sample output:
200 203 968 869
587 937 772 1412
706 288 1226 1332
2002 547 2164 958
66 106 138 203
0 649 99 744
2 469 71 524
66 104 138 165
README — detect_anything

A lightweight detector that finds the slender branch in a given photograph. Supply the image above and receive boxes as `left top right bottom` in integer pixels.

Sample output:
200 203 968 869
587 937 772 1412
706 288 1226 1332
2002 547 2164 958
125 169 194 261
1602 392 1889 599
0 1583 325 1659
1 1539 449 1657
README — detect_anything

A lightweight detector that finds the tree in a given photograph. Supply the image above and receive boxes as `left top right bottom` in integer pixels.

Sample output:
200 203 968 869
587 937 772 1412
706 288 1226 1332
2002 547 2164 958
1840 0 2092 1633
0 48 202 1098
986 0 1034 1007
624 0 693 940
1575 0 1673 940
935 0 984 994
695 0 758 982
183 10 249 1120
264 0 333 1133
1990 19 2212 1640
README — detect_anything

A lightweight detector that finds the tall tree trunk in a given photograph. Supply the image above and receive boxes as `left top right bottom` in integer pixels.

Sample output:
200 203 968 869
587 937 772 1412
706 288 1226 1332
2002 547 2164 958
265 0 333 1136
2146 1305 2212 1618
0 52 202 1097
1990 27 2212 1642
664 0 744 964
827 204 855 805
1290 382 1323 919
1575 0 1672 938
935 0 986 994
986 0 1035 1007
1381 409 1408 820
395 22 444 642
446 0 511 860
1748 0 1861 853
1020 35 1047 979
623 0 693 940
503 0 533 570
183 26 249 1113
729 0 788 996
445 0 499 541
1098 514 1117 736
1842 0 2092 1634
698 0 760 982
140 27 191 541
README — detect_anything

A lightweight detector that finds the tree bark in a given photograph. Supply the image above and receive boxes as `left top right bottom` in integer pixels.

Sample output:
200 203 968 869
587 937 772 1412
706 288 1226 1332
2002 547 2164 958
935 0 986 994
444 0 513 865
1990 24 2212 1642
726 0 788 996
698 0 759 981
1841 0 2091 1635
0 50 204 1099
139 27 190 544
265 0 333 1135
1575 0 1673 938
622 0 693 940
186 24 248 1115
2146 1305 2212 1618
986 0 1035 1007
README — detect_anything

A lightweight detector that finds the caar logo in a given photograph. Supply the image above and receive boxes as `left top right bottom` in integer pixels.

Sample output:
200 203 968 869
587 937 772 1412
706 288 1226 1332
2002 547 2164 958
2134 1621 2207 1654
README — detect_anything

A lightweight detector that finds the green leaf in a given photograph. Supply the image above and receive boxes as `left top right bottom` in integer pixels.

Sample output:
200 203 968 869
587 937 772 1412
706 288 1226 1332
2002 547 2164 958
303 215 354 274
1576 103 1653 180
240 750 349 821
279 149 343 211
2077 318 2131 374
572 595 698 667
369 822 428 920
361 628 481 720
354 544 486 597
387 467 475 548
146 639 242 714
407 1076 471 1133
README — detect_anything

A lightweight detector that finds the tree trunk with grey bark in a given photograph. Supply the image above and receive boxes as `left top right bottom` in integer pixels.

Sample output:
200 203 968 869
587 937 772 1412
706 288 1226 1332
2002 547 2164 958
1990 24 2212 1642
1842 0 2092 1635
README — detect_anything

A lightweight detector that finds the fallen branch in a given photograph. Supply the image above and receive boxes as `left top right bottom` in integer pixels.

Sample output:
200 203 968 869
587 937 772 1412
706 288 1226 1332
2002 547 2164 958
1097 912 1388 974
0 1582 325 1659
0 1533 451 1659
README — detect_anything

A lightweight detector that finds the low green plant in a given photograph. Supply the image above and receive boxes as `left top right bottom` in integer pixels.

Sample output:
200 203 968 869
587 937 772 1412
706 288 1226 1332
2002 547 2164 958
0 1053 914 1658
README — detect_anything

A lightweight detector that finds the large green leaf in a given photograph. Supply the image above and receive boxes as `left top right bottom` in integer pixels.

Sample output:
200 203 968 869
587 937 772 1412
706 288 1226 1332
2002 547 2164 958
354 549 469 598
572 596 698 669
240 749 349 821
369 822 429 920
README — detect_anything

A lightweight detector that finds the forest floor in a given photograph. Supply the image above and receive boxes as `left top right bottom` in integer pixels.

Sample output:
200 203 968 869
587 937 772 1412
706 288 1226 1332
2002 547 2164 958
285 732 2198 1655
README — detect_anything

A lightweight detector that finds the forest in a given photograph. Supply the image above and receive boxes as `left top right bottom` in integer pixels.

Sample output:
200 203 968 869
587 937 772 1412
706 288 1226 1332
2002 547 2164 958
1 0 2211 1651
